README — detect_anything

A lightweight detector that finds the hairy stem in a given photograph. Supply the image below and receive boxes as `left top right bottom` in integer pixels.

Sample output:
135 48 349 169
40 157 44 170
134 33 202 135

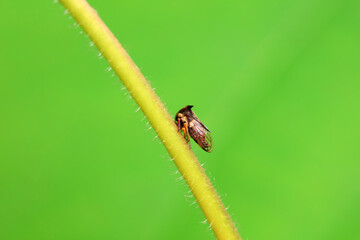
59 0 241 239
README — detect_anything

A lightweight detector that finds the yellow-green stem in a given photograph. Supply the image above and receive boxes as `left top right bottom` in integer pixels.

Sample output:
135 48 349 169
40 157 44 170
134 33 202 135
58 1 241 239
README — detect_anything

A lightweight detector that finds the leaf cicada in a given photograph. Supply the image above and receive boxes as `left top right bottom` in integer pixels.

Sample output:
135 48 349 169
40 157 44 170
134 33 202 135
175 105 213 152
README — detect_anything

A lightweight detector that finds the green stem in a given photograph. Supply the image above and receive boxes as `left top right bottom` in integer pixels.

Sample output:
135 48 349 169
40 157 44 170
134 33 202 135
59 1 241 239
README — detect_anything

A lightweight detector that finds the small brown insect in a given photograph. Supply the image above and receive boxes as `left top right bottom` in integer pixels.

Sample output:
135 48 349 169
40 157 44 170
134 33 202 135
175 105 213 152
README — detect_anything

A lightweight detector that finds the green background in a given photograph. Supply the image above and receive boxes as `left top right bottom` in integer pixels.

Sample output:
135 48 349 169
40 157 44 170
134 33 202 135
1 0 359 239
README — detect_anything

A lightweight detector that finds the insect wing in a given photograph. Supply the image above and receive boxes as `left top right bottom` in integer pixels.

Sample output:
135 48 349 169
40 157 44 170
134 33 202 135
189 120 213 152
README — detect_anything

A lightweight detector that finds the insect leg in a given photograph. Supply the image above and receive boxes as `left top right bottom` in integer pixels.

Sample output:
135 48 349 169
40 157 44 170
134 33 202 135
181 127 189 143
177 117 181 131
182 122 192 148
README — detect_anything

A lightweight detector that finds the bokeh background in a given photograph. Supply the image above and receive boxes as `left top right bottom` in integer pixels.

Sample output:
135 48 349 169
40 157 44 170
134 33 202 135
1 0 359 239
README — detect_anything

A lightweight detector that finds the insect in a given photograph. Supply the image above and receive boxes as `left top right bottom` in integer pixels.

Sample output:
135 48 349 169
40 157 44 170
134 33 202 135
175 105 213 152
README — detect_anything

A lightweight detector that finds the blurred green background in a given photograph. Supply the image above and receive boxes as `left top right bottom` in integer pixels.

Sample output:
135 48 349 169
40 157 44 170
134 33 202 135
1 0 359 239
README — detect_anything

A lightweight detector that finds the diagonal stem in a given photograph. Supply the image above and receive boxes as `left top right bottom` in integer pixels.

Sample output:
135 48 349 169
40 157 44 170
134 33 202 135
58 1 241 239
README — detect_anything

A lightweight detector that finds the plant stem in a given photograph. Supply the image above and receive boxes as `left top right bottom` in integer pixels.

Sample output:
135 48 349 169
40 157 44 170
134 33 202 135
58 0 241 239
